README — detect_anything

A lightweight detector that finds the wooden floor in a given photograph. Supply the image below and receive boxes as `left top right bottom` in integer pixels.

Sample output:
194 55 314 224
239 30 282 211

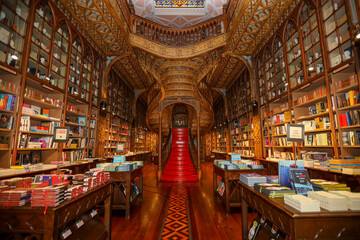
111 162 256 239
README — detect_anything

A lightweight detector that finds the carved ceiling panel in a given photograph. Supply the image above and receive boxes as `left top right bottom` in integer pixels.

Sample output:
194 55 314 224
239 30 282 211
207 55 245 88
58 0 129 55
228 0 297 55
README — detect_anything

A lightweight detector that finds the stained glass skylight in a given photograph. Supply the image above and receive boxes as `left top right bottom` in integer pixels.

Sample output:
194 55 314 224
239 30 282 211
154 0 205 8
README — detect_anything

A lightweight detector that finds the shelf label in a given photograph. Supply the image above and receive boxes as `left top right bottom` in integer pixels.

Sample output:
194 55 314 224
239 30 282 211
90 209 97 217
61 228 72 239
76 219 84 229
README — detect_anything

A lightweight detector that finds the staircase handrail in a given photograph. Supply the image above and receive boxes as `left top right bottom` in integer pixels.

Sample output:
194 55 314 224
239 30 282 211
161 128 172 171
188 128 198 170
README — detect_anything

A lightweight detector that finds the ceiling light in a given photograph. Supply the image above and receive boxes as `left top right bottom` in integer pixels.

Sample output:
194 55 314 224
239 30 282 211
11 54 18 60
356 31 360 39
308 66 314 71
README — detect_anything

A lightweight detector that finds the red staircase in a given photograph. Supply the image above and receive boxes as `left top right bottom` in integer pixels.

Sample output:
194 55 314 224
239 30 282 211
161 128 198 181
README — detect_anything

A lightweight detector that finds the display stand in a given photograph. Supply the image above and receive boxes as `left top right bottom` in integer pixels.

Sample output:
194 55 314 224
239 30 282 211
0 181 113 240
109 166 143 219
213 164 266 215
238 180 360 240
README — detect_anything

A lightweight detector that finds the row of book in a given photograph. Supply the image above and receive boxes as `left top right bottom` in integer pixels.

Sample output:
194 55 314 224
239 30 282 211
62 150 86 162
271 111 291 125
335 90 360 109
294 86 326 106
254 182 295 198
273 124 287 135
304 132 332 146
308 101 326 116
299 116 331 131
66 104 86 115
119 182 140 201
24 87 63 108
66 138 87 148
272 137 292 147
17 133 58 149
341 131 360 146
338 110 360 127
0 79 19 94
334 74 357 90
0 93 16 111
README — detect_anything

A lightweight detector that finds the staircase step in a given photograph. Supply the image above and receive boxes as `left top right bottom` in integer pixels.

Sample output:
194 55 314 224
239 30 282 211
161 175 198 182
162 169 196 176
165 164 195 170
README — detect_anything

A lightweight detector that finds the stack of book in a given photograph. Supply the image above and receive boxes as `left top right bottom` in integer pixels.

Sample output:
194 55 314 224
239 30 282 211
254 183 280 193
284 194 320 212
326 159 360 173
240 173 267 187
0 189 31 206
329 191 360 210
31 185 66 207
311 180 350 191
217 181 225 196
308 191 347 211
64 185 84 200
266 175 279 183
261 186 295 198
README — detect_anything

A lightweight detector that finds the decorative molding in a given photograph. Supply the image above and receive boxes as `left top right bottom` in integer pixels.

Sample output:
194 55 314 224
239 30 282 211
159 97 200 113
129 33 227 59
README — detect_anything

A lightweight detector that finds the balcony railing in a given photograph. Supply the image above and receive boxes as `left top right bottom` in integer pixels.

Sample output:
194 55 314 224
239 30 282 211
147 81 161 105
131 14 227 47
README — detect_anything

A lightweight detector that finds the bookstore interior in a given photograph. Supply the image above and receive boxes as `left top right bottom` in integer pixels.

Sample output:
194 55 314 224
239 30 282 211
0 0 360 239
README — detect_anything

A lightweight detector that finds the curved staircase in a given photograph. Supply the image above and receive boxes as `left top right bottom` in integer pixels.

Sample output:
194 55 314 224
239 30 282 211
161 128 198 181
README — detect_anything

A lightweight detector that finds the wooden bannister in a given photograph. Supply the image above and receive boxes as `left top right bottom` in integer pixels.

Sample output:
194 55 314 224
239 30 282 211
197 80 213 106
188 128 198 170
131 14 227 47
147 81 161 105
161 128 172 171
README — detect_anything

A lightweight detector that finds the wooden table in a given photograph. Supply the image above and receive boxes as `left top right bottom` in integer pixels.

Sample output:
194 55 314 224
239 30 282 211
109 166 143 219
0 181 113 240
257 158 360 192
213 164 266 215
239 181 360 240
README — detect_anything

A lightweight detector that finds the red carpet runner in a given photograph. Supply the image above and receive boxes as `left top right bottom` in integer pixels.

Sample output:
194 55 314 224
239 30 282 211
161 185 190 240
162 128 197 181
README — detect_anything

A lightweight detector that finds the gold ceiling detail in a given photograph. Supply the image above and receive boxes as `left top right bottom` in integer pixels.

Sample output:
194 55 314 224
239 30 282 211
58 0 129 55
130 34 228 60
228 0 297 55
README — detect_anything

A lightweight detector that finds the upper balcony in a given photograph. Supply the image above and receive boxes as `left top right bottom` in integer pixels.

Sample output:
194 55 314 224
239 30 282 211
118 0 238 48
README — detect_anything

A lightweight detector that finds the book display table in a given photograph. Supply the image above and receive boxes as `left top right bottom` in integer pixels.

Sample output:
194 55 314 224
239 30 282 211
211 150 228 160
238 181 360 240
213 164 266 215
0 181 113 240
257 158 360 192
109 166 143 219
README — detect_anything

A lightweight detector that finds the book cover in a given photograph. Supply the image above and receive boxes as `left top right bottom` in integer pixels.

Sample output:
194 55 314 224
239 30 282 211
288 169 314 195
78 117 86 126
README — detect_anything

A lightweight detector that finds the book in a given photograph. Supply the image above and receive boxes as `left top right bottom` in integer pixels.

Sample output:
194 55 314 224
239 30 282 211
288 169 314 195
0 114 13 129
78 117 86 126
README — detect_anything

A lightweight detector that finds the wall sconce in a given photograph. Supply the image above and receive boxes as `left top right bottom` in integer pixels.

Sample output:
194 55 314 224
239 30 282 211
100 101 107 116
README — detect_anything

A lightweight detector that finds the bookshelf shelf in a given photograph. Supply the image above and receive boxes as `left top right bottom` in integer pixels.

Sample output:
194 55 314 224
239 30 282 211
294 95 327 108
340 125 360 129
19 131 53 136
342 146 360 148
63 147 86 150
335 84 359 93
65 122 85 127
0 109 14 114
17 148 58 151
66 110 87 117
304 129 332 134
0 129 12 132
295 111 329 121
336 103 360 112
21 114 60 122
23 96 62 109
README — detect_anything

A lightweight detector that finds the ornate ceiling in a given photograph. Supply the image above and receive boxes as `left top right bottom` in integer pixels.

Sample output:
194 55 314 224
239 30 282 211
57 0 298 91
131 0 227 29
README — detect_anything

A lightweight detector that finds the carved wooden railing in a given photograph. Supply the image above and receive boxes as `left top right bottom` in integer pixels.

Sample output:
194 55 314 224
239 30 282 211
130 14 227 47
161 128 172 171
147 81 161 105
197 80 213 106
188 128 198 171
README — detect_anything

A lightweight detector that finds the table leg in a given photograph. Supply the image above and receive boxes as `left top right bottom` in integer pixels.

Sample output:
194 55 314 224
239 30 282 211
125 181 131 219
225 179 230 216
213 170 217 201
104 194 112 240
140 171 143 202
241 197 248 240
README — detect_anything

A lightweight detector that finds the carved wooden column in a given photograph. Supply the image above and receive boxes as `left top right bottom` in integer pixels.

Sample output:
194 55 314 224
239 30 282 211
158 112 162 182
252 114 262 158
97 114 106 157
197 113 201 175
